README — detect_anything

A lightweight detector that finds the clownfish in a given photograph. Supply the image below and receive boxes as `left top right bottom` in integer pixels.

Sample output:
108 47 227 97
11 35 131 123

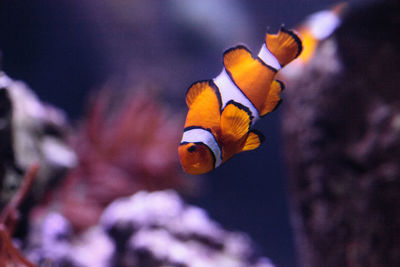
280 3 347 78
178 27 303 175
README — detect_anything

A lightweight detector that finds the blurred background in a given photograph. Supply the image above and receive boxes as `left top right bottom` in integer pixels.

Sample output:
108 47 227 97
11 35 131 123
0 1 350 266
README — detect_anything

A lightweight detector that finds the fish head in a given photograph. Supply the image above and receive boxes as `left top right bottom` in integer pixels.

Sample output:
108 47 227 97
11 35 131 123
178 142 215 175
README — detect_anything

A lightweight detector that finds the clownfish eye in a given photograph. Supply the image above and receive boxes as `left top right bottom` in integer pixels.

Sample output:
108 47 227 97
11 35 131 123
187 145 196 152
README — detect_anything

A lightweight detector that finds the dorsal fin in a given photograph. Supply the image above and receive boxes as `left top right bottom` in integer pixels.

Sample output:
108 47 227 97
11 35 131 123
184 80 222 130
265 27 303 66
241 129 265 152
223 45 254 72
220 100 252 142
260 79 284 116
186 80 221 108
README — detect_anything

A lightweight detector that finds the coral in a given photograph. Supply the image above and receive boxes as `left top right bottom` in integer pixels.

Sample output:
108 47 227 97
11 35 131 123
54 87 188 231
26 212 75 266
0 71 75 267
26 190 274 267
0 72 76 209
282 0 400 266
0 164 38 267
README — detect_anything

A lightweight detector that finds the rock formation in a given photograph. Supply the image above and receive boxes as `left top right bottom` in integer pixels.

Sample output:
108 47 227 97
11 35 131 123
282 1 400 266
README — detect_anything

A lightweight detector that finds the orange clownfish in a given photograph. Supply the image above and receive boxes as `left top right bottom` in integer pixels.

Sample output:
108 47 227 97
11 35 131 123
178 27 303 175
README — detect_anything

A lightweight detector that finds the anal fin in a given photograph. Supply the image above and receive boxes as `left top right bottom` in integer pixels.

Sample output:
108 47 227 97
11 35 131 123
260 79 284 116
241 129 265 152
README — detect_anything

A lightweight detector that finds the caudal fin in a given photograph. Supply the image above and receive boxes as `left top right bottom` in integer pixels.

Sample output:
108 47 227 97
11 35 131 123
265 27 303 67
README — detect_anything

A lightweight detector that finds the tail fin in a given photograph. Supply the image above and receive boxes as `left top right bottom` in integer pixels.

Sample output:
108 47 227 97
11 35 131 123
265 27 303 66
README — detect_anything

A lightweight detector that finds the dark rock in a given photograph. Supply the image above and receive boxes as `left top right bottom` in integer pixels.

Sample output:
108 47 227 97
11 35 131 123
282 1 400 266
0 72 76 209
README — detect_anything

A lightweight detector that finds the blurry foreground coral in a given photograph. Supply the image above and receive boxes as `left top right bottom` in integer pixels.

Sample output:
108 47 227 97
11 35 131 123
26 190 273 267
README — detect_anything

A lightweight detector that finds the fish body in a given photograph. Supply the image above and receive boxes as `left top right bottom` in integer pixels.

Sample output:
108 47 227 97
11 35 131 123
179 28 302 175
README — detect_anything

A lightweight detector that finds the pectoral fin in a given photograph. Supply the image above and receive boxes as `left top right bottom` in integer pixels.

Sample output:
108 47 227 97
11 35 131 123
220 100 252 142
241 129 265 152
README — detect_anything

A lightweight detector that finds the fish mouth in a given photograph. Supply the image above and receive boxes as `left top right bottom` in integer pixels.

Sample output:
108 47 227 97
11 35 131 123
192 162 201 168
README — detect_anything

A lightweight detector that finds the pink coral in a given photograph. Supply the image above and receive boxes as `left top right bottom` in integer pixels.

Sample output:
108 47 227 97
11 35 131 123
54 87 188 231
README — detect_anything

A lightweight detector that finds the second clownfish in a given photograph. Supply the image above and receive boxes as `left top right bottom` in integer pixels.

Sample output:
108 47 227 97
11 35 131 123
178 27 303 175
280 3 347 79
296 3 346 64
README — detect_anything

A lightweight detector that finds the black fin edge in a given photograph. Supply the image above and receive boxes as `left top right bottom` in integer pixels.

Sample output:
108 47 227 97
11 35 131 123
256 57 279 72
271 99 283 112
260 99 283 118
223 44 252 58
259 80 284 118
208 80 223 110
184 125 210 132
250 129 266 143
280 26 303 59
258 39 281 72
223 99 254 129
224 44 277 73
185 80 222 110
261 29 284 71
275 79 286 91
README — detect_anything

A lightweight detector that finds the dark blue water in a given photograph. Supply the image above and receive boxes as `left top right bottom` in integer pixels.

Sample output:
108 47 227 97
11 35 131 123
0 1 344 266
